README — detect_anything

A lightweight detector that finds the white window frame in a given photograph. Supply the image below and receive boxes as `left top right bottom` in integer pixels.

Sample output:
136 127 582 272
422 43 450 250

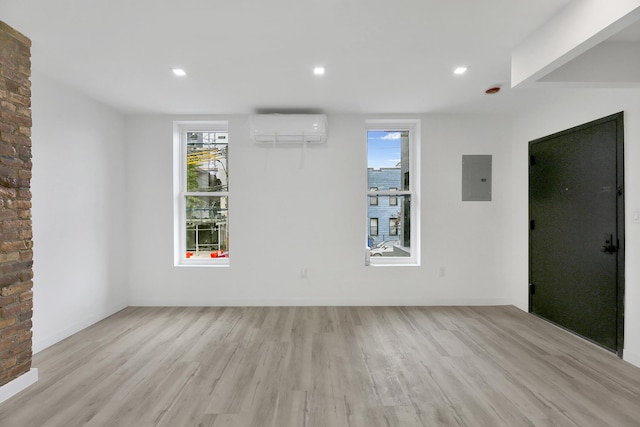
366 119 420 266
173 121 229 267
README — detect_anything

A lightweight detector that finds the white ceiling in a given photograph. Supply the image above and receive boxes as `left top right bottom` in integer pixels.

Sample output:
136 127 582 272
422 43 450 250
537 15 640 86
1 0 637 115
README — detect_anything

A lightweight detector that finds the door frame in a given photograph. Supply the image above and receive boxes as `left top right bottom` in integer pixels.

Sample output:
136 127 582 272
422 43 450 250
528 112 625 357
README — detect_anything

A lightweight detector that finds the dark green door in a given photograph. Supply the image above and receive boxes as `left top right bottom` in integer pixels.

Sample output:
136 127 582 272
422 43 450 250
529 113 624 354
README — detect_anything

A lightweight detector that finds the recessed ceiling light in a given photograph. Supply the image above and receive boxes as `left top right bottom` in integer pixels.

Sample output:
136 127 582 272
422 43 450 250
172 68 187 77
313 66 325 76
453 66 468 75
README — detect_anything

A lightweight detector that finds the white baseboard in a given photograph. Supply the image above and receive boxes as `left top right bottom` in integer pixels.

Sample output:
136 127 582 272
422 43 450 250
128 297 514 307
624 350 640 369
33 304 127 354
0 368 38 405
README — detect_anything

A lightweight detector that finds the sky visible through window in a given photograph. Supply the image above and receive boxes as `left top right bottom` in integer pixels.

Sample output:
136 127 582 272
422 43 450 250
368 131 401 169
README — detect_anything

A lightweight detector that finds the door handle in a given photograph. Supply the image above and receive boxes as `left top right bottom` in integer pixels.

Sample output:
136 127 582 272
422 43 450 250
601 234 617 254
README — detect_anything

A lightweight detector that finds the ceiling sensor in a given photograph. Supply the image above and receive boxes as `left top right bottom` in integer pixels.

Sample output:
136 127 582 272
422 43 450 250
485 86 501 94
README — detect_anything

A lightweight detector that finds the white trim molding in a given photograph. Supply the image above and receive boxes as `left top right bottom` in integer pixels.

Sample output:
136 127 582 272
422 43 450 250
0 368 38 405
624 351 640 369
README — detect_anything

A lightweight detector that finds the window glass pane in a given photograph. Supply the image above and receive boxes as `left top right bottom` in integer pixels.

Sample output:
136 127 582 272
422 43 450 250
367 130 409 189
369 187 378 205
369 217 378 236
185 195 228 258
366 124 417 264
389 218 398 236
186 131 228 192
367 194 411 257
368 129 412 259
389 187 397 206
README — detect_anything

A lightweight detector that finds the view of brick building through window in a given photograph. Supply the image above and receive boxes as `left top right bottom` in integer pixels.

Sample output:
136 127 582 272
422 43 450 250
0 21 34 387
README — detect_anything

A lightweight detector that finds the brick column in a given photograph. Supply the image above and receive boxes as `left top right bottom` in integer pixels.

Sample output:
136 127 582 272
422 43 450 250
0 21 33 387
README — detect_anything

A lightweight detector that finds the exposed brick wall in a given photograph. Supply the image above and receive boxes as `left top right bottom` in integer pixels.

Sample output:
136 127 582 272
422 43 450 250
0 21 33 387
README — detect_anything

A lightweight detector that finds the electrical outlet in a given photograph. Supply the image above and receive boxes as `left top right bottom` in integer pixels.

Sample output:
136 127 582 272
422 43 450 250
439 267 446 278
300 268 308 278
633 210 640 223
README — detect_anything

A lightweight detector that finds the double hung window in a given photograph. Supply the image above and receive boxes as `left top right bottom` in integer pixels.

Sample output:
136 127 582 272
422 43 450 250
389 187 398 206
389 218 399 236
174 122 229 266
370 218 379 236
366 120 420 265
369 187 378 205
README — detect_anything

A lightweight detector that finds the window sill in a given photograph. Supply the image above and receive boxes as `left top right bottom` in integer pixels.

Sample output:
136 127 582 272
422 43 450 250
368 262 420 267
174 260 229 268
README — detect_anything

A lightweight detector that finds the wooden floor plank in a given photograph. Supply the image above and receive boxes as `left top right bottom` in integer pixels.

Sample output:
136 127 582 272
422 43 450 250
1 305 640 426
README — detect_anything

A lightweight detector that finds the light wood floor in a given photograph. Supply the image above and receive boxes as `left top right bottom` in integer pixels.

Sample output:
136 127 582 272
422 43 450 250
1 306 640 426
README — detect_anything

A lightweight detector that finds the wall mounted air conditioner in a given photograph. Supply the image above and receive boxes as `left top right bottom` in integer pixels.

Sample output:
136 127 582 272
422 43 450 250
249 114 328 144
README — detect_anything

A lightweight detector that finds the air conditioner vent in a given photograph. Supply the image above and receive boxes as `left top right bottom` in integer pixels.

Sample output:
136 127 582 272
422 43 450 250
249 114 328 144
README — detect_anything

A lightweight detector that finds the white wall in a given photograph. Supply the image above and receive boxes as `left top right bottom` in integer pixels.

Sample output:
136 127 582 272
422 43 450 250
31 72 128 352
31 75 640 367
511 87 640 367
126 114 514 306
32 79 640 367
